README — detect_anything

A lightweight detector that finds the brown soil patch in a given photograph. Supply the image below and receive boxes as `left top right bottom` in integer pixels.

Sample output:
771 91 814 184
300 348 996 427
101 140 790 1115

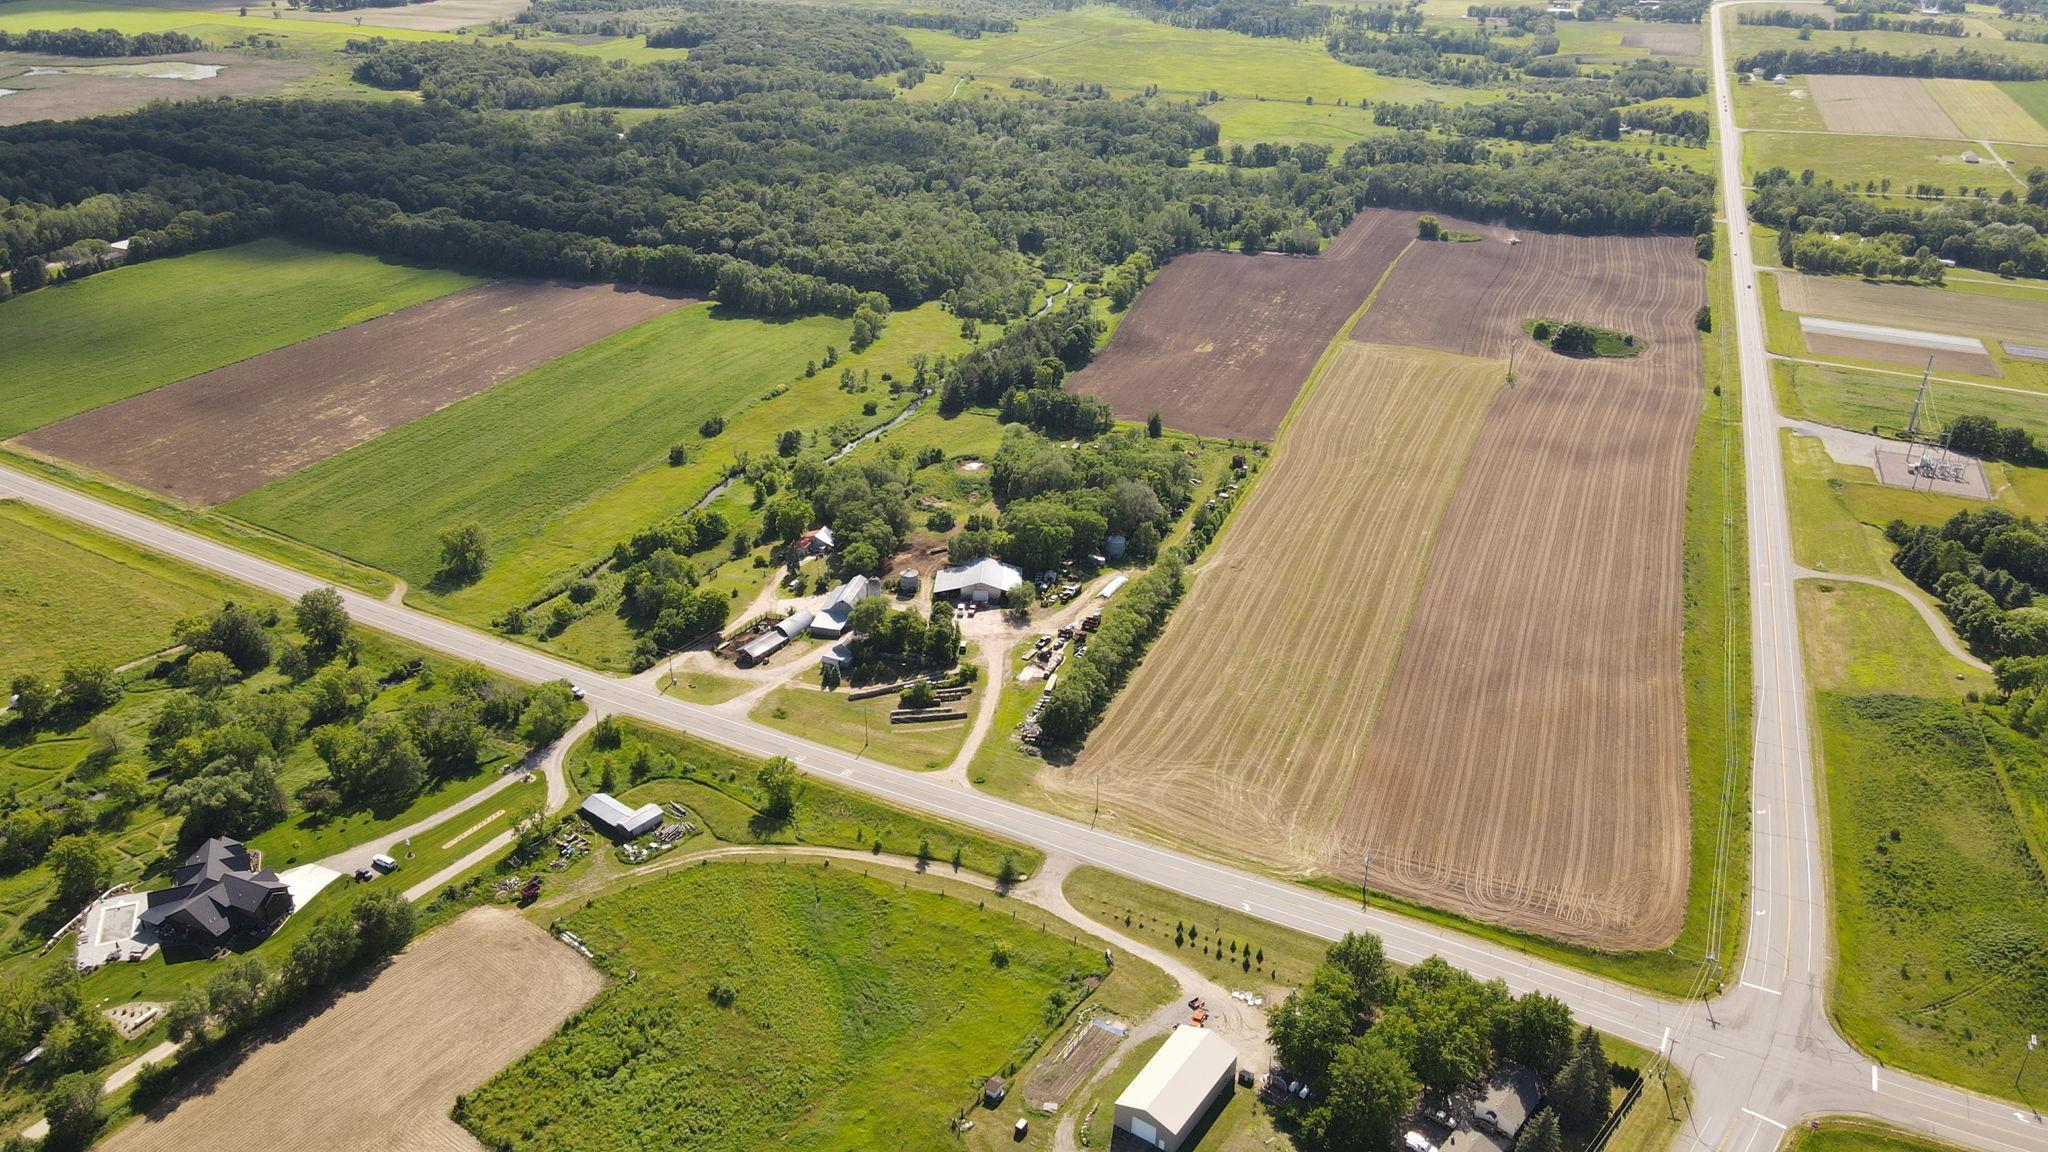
1065 209 1418 440
18 281 693 505
102 907 602 1152
0 52 308 125
1333 226 1705 950
1808 75 1962 138
1803 331 1999 377
1775 271 2048 344
1024 1017 1125 1105
1620 28 1700 56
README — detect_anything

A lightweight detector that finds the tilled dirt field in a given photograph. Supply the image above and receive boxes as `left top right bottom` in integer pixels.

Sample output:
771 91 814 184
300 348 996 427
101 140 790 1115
1807 75 1962 138
1063 342 1505 872
1802 331 1999 377
18 281 693 505
1064 209 1417 440
101 908 602 1152
1335 224 1705 949
1775 270 2048 345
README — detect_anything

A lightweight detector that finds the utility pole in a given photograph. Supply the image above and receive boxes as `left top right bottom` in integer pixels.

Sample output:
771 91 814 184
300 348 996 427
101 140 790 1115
2020 1033 2039 1100
1361 850 1372 909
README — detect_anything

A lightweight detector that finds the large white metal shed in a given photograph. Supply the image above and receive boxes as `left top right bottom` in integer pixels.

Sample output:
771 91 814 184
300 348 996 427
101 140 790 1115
1114 1026 1238 1152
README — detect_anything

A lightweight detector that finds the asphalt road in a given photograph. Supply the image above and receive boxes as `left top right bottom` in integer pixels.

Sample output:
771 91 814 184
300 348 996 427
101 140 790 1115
2 6 2044 1146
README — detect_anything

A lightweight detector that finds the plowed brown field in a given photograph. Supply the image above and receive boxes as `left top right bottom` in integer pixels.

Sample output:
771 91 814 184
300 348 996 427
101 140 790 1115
102 908 602 1152
1065 209 1417 440
17 280 692 505
1066 219 1705 950
1062 341 1505 868
1336 225 1705 949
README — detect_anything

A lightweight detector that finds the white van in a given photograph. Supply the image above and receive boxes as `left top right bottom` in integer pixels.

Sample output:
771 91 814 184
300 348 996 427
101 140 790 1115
371 854 399 872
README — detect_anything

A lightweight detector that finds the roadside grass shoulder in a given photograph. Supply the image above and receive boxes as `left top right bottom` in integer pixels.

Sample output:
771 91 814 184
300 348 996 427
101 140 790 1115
565 717 1040 878
1063 866 1329 996
0 238 478 439
659 666 751 706
1783 1118 1973 1152
1815 692 2048 1103
0 499 247 682
1782 430 1906 578
458 861 1102 1151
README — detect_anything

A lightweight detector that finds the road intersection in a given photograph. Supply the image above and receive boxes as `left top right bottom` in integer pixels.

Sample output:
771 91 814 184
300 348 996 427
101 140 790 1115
2 4 2043 1147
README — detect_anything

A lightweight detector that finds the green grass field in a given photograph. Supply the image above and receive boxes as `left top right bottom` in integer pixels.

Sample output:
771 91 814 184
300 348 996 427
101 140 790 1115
750 684 969 773
0 0 452 48
1798 580 1990 697
2006 81 2048 135
0 239 479 439
1204 94 1385 149
1774 360 2048 444
227 302 965 622
0 499 246 682
1735 21 2048 68
1745 130 2021 195
900 7 1476 108
458 861 1101 1151
1732 76 1826 133
1817 693 2048 1102
566 717 1039 877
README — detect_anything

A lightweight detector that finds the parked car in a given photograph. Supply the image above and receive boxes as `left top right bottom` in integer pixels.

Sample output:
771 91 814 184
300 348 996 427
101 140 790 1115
371 853 399 872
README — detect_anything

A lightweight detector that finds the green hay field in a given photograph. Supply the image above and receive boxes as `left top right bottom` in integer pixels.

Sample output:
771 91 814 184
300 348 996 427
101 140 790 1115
457 862 1100 1151
225 302 966 618
1744 130 2023 195
0 499 248 682
0 0 451 47
1817 693 2048 1102
900 8 1479 108
0 239 479 439
2005 81 2048 135
1774 360 2048 444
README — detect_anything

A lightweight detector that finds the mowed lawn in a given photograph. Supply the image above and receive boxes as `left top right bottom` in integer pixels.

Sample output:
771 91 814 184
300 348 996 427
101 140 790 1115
457 862 1099 1151
226 302 964 613
1775 360 2048 443
0 239 479 438
0 499 246 682
1797 579 1990 698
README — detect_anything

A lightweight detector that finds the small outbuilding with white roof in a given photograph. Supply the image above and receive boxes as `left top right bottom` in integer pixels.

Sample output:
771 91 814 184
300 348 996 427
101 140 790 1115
580 792 663 839
1114 1026 1238 1151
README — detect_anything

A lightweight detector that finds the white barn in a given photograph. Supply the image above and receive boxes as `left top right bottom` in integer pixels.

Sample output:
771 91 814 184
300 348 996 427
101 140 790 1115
580 792 663 839
1114 1026 1238 1152
933 557 1024 603
810 575 877 638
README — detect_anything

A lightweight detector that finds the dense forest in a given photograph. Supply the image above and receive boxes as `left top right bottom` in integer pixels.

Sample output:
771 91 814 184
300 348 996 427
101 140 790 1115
1891 508 2048 662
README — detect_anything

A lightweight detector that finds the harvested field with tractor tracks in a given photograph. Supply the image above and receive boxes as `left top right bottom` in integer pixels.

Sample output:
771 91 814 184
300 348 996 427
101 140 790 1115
17 280 692 505
1774 271 2048 346
1065 208 1417 440
100 907 602 1152
1064 341 1505 869
1333 224 1706 950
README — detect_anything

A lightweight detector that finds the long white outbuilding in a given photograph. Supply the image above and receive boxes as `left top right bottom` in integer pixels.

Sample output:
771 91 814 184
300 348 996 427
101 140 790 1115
1114 1026 1238 1152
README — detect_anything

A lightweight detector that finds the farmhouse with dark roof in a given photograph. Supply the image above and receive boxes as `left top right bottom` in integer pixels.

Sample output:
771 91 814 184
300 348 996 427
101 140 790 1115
139 837 293 944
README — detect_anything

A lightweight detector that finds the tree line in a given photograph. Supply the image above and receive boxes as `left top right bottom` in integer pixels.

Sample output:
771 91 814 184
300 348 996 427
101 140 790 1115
1751 168 2048 279
1736 45 2048 80
0 28 206 56
1265 932 1619 1152
1890 508 2048 661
